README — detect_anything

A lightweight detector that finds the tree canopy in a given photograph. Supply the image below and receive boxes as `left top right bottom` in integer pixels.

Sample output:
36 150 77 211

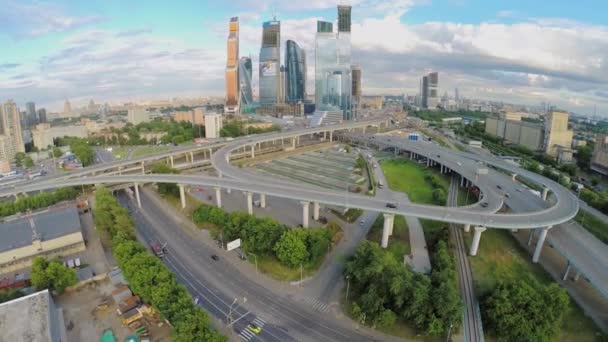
31 257 77 294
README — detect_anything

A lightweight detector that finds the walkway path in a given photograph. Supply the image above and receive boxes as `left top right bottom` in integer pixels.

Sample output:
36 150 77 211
448 176 485 342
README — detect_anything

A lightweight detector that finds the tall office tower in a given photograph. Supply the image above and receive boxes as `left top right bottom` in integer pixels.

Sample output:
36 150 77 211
225 17 240 114
0 100 25 161
285 40 306 103
427 72 439 108
544 110 573 156
420 76 429 108
63 99 72 117
25 102 37 128
259 20 281 105
454 88 460 102
315 5 354 121
351 65 361 107
239 57 253 105
37 108 47 123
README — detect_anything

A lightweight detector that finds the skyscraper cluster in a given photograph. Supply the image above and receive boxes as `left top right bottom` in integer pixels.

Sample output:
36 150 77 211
315 5 355 120
224 5 358 121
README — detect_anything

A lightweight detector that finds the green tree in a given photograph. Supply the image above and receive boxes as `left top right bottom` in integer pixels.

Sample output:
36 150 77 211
274 229 309 267
150 162 180 197
52 147 63 158
14 152 26 167
24 156 34 169
30 257 77 294
0 289 25 304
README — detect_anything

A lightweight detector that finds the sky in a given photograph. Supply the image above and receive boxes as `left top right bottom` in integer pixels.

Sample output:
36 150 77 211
1 0 607 116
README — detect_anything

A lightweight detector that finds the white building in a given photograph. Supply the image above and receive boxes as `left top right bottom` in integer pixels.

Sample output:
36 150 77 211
204 113 223 139
31 123 88 149
127 109 150 125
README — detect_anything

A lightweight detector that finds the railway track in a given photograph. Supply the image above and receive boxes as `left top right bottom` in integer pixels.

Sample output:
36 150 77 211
448 176 485 342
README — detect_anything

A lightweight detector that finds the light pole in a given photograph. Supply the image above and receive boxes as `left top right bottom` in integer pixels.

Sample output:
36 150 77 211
300 263 303 286
249 252 258 275
228 297 238 324
345 275 350 303
446 322 453 342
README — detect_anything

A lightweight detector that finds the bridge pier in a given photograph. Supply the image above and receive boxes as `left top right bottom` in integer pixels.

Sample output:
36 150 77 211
141 161 145 175
246 192 253 215
469 226 486 256
460 176 465 187
118 166 122 176
292 137 296 149
426 158 430 167
251 144 255 158
179 184 186 209
381 213 395 248
512 173 517 181
214 187 222 208
313 202 320 221
190 152 194 164
301 201 310 228
532 226 551 263
464 224 471 233
134 183 141 208
542 187 549 201
170 155 174 168
260 193 266 208
527 229 535 245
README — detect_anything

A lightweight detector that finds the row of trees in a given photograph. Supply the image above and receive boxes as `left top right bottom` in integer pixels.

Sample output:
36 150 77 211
56 137 95 166
344 239 462 335
85 120 204 147
482 278 570 341
220 121 280 138
94 187 225 341
424 172 447 205
0 187 78 218
150 163 180 197
579 188 608 213
31 257 77 294
192 205 335 268
14 152 34 168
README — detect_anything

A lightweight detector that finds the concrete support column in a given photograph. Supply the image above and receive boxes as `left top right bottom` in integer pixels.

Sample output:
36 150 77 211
170 155 174 168
381 213 395 248
427 158 430 167
313 202 320 221
573 271 581 282
246 192 253 215
179 184 186 209
255 194 264 209
542 187 549 201
469 226 486 256
330 131 333 142
190 152 194 164
440 165 444 173
292 137 296 149
512 173 517 181
251 145 255 159
208 148 212 159
141 161 145 175
134 183 141 208
323 131 327 140
460 175 465 187
562 260 572 281
464 224 471 233
301 201 310 228
214 187 222 208
527 229 535 246
410 152 413 160
532 226 551 263
118 166 122 176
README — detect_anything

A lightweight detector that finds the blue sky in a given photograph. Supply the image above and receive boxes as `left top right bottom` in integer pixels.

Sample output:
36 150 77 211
1 0 607 115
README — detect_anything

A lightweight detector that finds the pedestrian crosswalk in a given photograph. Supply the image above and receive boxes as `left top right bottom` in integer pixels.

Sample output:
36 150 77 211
238 317 266 341
302 296 330 313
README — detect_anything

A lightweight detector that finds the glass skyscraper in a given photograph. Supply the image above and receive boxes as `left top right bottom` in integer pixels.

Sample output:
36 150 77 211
285 40 306 103
259 21 281 105
225 17 239 114
239 57 253 105
314 5 354 120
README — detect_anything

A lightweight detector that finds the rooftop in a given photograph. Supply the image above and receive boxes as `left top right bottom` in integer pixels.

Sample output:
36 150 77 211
0 206 81 253
0 289 55 341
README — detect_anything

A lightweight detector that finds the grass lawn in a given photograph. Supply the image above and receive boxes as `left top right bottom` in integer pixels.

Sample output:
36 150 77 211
463 229 603 341
575 210 608 244
111 147 129 160
367 214 410 260
380 159 449 205
132 146 170 158
457 188 479 206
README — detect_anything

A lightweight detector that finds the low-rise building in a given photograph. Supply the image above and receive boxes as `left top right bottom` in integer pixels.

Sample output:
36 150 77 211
0 289 67 342
0 207 85 274
485 112 544 151
127 109 150 125
174 109 205 125
591 134 608 176
31 123 88 149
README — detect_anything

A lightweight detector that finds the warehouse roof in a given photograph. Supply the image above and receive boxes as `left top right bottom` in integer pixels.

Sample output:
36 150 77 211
0 207 81 253
0 289 57 341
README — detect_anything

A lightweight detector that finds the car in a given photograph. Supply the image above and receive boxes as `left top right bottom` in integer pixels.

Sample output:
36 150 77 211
504 193 510 198
516 188 523 192
248 323 262 334
386 202 397 209
481 202 488 208
496 185 502 190
437 154 441 158
359 220 366 226
211 254 219 261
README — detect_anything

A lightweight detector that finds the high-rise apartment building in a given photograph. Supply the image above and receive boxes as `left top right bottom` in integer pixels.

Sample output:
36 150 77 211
225 17 240 114
285 40 306 104
544 110 573 156
63 99 72 117
259 20 281 105
591 135 608 176
204 113 223 139
239 57 253 106
314 6 354 121
419 72 439 109
127 109 150 125
0 100 25 162
25 102 37 128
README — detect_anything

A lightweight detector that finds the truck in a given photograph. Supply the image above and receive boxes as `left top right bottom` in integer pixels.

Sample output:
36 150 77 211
150 241 166 258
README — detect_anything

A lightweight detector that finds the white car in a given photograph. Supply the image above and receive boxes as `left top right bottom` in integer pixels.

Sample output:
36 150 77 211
359 220 366 226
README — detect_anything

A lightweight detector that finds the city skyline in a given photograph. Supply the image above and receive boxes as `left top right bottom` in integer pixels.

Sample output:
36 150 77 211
1 1 608 116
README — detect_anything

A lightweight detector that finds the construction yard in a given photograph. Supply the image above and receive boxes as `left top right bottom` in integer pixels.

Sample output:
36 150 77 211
57 278 172 342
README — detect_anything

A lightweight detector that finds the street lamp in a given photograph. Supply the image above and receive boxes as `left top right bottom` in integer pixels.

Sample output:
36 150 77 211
249 252 258 276
345 275 350 303
228 297 238 324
